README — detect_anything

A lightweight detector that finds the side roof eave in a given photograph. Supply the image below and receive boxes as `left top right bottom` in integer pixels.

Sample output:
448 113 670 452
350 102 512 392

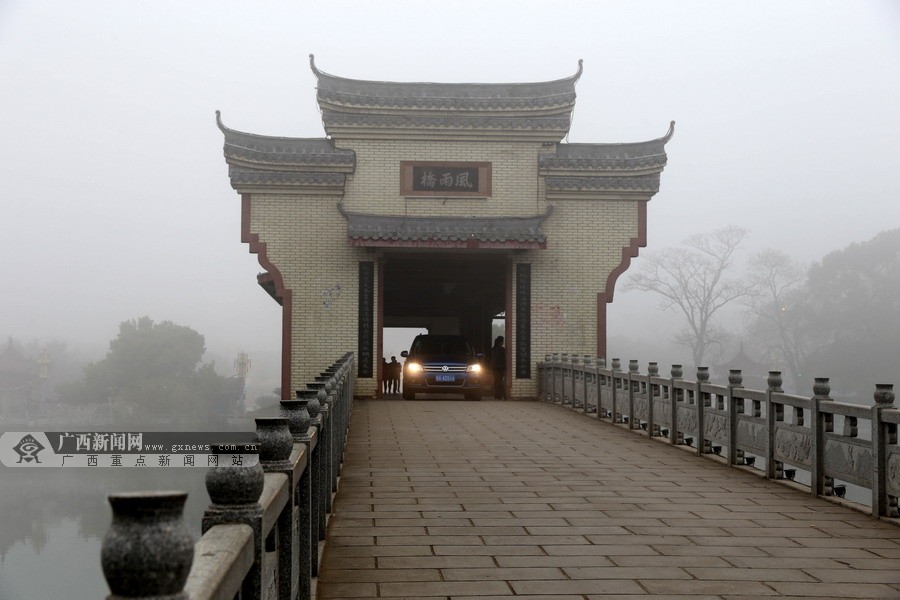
540 121 674 175
216 110 356 172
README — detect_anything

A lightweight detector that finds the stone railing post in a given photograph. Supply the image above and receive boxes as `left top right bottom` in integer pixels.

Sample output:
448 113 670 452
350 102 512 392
304 386 324 576
695 367 709 454
311 388 329 545
202 440 265 600
256 416 295 600
628 360 639 428
102 491 194 600
570 354 581 408
551 353 560 402
765 371 783 478
611 358 621 423
810 378 833 497
283 393 315 600
582 356 593 414
323 379 336 508
669 365 682 445
727 370 743 466
647 362 659 436
560 354 571 405
594 357 604 419
872 384 897 517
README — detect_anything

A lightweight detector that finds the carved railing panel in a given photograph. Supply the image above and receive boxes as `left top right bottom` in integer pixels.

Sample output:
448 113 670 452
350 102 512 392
704 412 729 447
773 424 813 468
823 436 873 489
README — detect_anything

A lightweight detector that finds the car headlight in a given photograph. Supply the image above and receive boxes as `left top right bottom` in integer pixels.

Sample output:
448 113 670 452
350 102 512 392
466 363 482 373
406 362 423 373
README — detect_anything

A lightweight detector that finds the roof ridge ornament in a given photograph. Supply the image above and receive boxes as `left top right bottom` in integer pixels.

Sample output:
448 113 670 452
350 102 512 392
215 109 228 133
662 120 675 143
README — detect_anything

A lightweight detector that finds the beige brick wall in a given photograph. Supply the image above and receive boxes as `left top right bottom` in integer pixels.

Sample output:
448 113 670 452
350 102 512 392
249 193 369 394
247 138 643 399
512 200 639 397
341 139 546 217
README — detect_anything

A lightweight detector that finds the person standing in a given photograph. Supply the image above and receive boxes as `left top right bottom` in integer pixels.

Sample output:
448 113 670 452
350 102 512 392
388 356 400 394
491 336 506 400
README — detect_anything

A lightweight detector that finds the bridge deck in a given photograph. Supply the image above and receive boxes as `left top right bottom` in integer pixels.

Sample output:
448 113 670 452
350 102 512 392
318 400 900 599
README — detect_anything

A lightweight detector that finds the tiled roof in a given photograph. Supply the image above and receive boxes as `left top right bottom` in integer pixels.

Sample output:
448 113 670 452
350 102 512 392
540 122 673 198
545 174 661 192
228 168 346 188
311 55 580 141
339 205 553 249
217 111 355 193
218 111 355 169
539 122 673 172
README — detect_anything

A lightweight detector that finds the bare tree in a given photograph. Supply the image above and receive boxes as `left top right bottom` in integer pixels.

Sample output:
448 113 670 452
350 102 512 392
743 250 816 392
625 226 750 367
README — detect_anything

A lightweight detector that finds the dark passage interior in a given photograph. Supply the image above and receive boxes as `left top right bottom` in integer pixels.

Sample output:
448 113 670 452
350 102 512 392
382 253 508 356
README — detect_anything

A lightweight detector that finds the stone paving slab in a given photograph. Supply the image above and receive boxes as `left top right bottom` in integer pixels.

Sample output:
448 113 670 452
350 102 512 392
317 400 900 598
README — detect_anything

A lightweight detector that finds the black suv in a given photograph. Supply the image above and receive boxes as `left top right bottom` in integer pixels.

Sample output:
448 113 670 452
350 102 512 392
400 334 483 400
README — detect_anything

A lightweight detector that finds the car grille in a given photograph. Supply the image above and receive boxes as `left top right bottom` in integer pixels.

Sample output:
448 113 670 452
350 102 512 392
422 365 467 373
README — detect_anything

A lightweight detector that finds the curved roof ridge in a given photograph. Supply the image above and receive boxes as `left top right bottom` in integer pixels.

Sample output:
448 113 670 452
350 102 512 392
560 121 675 150
216 110 342 144
310 54 583 90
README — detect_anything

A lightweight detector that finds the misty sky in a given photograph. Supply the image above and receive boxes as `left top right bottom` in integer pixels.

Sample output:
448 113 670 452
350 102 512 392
1 1 898 377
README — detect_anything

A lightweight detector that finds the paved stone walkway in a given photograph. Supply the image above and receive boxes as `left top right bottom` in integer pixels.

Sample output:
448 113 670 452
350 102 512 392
317 400 900 599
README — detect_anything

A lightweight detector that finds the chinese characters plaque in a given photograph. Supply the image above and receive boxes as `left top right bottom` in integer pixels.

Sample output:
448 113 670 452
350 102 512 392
400 161 492 197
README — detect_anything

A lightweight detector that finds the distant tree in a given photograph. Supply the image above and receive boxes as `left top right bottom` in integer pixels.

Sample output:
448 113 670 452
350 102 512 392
625 226 751 368
742 250 824 392
801 229 900 400
58 317 232 422
254 387 282 411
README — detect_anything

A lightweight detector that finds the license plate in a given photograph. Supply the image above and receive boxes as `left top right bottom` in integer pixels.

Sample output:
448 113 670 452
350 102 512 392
435 374 456 382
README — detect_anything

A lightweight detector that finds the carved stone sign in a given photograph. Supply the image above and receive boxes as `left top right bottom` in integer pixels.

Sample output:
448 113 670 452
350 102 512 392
515 263 531 379
401 161 492 197
357 262 374 378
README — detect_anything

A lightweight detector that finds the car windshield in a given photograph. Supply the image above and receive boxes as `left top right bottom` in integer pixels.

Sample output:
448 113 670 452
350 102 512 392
412 336 471 356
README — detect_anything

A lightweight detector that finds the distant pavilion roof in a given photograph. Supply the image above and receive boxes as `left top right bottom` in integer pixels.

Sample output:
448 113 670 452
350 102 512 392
310 55 581 141
338 204 553 250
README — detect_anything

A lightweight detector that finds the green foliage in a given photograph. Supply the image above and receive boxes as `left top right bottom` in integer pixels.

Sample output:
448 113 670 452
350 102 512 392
802 229 900 399
59 317 235 421
742 230 900 400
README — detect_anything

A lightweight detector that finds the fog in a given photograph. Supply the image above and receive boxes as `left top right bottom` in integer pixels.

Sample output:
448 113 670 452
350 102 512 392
2 1 899 387
2 3 900 596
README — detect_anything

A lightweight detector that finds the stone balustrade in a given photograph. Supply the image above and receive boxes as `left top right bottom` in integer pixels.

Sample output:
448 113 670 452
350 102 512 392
537 355 900 521
99 353 354 600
